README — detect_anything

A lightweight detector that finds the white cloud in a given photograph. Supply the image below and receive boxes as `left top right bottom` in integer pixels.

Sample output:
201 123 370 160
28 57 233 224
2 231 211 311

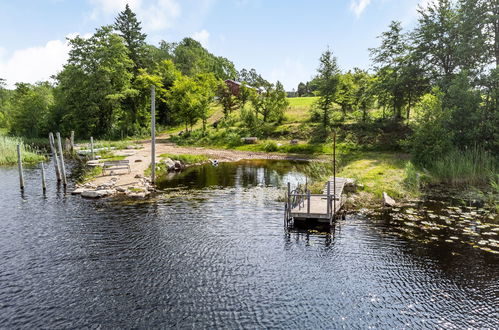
269 58 310 91
89 0 142 16
141 0 181 31
350 0 372 17
0 37 74 88
88 0 181 31
192 29 210 48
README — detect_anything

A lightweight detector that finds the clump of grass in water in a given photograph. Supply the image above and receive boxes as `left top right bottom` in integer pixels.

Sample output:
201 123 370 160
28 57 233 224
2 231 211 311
428 147 497 186
0 136 45 165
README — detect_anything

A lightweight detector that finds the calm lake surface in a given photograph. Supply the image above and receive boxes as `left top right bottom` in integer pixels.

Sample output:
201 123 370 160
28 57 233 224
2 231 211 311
0 159 497 329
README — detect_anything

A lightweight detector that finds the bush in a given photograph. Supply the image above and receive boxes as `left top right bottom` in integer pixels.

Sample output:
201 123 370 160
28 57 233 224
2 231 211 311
263 141 278 152
409 90 453 165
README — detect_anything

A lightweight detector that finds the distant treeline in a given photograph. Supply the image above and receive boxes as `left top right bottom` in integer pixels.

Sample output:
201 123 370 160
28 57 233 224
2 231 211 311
0 5 283 140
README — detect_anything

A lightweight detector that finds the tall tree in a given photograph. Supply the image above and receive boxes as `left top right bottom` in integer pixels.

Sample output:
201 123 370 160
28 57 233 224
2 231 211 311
351 68 375 122
250 81 288 123
217 81 239 118
54 26 134 137
370 21 406 119
413 0 461 86
314 48 340 128
114 4 147 73
10 82 53 138
336 72 355 121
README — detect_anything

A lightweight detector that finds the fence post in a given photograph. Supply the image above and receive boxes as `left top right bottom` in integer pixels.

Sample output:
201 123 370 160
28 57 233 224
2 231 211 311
56 132 67 187
49 133 61 182
17 144 24 191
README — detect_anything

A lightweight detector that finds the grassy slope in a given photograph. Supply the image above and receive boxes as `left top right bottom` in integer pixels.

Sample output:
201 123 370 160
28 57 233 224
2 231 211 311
165 97 417 200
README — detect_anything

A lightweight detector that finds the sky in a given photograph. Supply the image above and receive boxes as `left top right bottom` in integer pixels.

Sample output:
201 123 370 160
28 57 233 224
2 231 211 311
0 0 428 90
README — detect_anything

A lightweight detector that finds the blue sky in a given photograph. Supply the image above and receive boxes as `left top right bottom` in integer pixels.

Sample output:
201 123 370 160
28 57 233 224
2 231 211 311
0 0 427 89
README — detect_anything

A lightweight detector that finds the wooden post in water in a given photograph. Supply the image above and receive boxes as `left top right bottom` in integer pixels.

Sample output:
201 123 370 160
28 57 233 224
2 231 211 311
17 144 24 191
56 132 67 187
327 181 331 217
70 131 74 153
307 190 311 214
49 133 61 182
287 182 291 220
333 132 336 221
41 162 46 193
90 137 94 160
151 85 156 184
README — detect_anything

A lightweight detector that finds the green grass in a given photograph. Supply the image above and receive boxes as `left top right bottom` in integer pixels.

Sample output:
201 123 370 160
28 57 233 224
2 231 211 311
337 152 416 199
0 135 46 165
284 97 318 123
291 152 419 204
159 153 209 164
78 165 102 183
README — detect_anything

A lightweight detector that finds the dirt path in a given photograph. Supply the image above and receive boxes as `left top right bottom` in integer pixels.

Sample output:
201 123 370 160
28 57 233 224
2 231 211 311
88 138 322 189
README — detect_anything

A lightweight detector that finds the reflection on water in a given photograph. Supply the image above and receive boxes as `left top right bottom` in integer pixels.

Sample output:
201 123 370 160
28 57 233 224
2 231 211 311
0 159 497 328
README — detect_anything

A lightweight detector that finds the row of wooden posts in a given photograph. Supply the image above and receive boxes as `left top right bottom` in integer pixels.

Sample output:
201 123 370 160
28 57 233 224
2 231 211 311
17 85 158 192
17 131 74 192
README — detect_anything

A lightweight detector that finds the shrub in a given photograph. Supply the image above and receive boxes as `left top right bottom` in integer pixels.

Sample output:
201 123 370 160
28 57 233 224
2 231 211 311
263 141 278 152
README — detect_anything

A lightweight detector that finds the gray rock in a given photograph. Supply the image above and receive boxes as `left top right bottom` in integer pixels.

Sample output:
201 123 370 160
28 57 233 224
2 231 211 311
382 192 396 207
81 189 115 198
71 187 87 195
174 160 184 171
344 178 357 193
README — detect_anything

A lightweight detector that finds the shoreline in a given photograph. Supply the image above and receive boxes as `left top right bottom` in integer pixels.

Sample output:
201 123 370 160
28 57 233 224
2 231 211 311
73 139 327 199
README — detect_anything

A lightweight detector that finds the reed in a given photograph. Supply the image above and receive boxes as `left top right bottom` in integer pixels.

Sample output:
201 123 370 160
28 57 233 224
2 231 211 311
428 147 497 186
0 135 45 165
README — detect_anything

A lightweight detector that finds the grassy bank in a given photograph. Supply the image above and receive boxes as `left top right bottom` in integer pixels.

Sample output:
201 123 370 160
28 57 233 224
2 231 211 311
0 135 46 165
302 152 419 201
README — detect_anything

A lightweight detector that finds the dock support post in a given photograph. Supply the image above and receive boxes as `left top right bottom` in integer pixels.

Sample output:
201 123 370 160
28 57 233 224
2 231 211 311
151 85 156 184
327 181 330 217
56 132 67 187
49 133 61 182
307 190 311 214
287 182 291 221
17 144 24 191
41 162 46 193
90 137 94 160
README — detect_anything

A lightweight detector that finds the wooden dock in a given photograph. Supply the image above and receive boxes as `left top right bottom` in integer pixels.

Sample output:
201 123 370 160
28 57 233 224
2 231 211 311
284 177 347 226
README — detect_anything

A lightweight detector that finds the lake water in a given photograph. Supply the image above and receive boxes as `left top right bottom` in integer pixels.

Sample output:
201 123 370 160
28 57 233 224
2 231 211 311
0 159 497 328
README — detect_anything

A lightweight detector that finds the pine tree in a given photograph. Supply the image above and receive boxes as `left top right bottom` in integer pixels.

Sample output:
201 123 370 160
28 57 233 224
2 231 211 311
315 48 340 128
114 4 147 73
